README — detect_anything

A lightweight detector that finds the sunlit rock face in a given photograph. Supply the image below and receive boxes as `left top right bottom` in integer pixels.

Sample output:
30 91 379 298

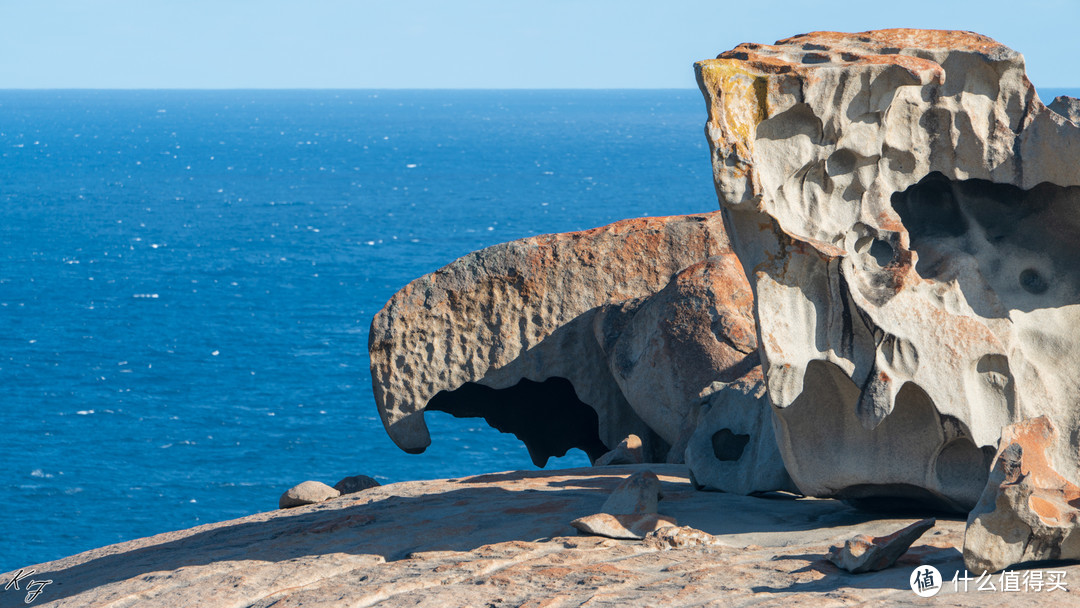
697 29 1080 511
370 214 732 466
370 211 790 493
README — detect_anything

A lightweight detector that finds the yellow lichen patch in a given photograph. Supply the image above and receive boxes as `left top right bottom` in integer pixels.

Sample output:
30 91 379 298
695 59 771 156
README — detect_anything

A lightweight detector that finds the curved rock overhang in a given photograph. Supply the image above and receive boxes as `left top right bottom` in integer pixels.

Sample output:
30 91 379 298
369 213 734 464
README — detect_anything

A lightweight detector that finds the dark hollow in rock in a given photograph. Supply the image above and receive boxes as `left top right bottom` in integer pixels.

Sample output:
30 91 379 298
427 377 609 467
1019 268 1049 294
710 428 750 461
892 172 1080 316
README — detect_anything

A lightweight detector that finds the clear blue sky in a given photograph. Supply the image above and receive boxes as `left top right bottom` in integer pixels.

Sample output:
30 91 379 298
1 0 1076 89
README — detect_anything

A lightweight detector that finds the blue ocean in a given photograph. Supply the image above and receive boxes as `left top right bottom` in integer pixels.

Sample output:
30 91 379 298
3 87 1077 572
0 89 725 571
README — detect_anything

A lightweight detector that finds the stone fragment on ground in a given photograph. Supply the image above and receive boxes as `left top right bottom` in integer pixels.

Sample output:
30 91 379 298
570 513 678 540
279 480 340 509
600 470 663 514
333 474 380 495
643 525 724 550
594 434 644 466
964 417 1080 573
827 518 935 573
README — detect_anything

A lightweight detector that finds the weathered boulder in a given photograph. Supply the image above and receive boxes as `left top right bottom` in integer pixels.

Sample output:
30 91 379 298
592 255 758 446
827 518 935 573
279 481 340 509
370 212 789 496
592 256 791 493
600 470 664 514
1050 95 1080 125
964 417 1080 573
333 474 381 495
370 213 735 466
697 29 1080 511
683 371 796 494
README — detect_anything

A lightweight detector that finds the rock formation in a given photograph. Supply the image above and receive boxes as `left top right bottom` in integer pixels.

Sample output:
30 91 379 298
370 213 732 465
370 212 789 493
697 29 1080 511
964 417 1080 573
370 25 1080 570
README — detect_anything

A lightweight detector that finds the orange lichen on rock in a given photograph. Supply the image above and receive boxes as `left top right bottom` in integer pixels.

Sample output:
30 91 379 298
964 417 1080 573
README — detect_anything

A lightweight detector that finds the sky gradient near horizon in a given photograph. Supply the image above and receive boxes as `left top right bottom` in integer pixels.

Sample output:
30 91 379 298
1 1 1076 90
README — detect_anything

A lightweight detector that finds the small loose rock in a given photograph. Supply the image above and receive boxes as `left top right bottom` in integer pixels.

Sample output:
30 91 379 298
643 525 723 550
279 481 340 509
334 474 381 495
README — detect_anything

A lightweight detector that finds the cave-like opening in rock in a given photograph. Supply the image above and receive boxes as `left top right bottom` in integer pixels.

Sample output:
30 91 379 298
892 172 1080 315
711 428 750 461
426 377 609 467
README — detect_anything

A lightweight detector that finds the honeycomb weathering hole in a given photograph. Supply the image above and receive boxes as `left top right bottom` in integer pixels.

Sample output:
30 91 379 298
426 377 609 467
1019 268 1049 294
711 428 750 461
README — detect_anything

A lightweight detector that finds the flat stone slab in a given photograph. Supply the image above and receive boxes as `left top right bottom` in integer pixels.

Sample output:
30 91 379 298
3 465 1073 607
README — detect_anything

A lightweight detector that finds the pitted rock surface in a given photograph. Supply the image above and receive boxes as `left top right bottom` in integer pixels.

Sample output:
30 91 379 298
697 29 1080 511
370 212 786 495
370 212 735 464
